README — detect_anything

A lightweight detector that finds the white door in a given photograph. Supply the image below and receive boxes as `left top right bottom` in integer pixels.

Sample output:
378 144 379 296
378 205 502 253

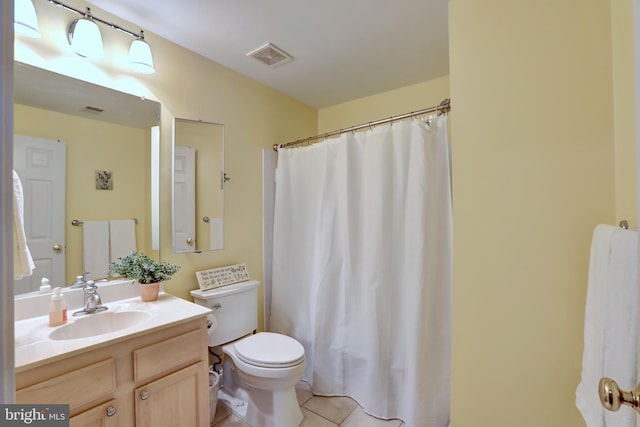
173 146 196 252
13 135 66 293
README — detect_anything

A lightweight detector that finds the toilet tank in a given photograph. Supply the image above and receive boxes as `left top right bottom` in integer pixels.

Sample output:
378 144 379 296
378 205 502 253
190 280 259 347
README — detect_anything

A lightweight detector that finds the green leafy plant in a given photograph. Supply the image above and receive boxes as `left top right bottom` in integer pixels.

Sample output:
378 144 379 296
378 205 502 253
109 251 180 284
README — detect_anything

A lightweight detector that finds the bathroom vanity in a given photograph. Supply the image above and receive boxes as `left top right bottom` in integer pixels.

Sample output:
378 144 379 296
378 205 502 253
14 282 212 427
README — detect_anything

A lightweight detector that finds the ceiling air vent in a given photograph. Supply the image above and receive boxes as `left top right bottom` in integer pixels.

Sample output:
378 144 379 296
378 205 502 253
247 43 293 67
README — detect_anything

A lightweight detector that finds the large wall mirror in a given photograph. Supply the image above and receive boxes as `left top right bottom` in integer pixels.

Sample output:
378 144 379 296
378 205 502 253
172 118 224 253
13 62 161 295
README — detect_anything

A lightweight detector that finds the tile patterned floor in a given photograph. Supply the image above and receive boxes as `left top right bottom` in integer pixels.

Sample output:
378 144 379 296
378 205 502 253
211 381 405 427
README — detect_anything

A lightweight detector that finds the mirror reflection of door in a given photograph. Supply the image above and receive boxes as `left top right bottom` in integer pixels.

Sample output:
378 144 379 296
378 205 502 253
13 135 66 293
173 118 224 252
173 146 196 251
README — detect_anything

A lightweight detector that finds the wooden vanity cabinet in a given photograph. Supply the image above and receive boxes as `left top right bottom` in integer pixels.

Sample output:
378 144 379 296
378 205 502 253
16 317 209 427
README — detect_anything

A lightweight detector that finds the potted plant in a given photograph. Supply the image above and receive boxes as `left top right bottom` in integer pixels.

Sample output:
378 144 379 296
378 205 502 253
109 251 180 301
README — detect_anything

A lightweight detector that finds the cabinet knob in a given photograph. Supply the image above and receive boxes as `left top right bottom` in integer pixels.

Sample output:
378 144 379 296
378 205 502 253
106 406 117 417
140 390 150 400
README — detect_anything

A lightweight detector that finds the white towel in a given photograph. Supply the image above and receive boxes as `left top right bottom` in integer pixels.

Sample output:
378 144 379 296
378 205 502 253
209 217 224 250
109 219 136 262
603 227 638 427
12 170 34 280
576 224 638 427
83 221 110 279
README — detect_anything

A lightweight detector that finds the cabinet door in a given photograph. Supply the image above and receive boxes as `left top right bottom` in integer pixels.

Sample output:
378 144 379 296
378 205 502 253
135 361 208 427
16 359 116 410
70 399 119 427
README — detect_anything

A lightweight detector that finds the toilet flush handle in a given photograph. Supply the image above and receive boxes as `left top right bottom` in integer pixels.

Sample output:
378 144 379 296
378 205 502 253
213 303 221 310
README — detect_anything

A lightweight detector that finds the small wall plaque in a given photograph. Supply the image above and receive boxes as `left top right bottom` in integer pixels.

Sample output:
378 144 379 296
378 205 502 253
196 264 250 291
95 170 113 190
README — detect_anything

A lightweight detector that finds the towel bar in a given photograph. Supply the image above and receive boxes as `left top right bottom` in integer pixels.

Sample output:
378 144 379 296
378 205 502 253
71 218 138 226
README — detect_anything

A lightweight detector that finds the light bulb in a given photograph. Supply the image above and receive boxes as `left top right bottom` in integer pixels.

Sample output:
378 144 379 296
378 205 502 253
128 38 155 74
14 0 40 38
68 18 103 59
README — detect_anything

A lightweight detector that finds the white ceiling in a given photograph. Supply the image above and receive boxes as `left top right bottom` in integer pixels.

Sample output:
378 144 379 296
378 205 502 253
87 0 450 108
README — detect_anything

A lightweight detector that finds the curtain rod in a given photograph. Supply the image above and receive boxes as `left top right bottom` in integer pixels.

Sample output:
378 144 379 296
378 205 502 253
273 98 451 151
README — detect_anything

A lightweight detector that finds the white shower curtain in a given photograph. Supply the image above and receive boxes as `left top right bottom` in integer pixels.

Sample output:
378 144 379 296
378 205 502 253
271 115 452 427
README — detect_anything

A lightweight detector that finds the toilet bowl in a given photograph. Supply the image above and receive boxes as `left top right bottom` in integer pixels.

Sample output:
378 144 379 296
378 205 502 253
220 332 306 427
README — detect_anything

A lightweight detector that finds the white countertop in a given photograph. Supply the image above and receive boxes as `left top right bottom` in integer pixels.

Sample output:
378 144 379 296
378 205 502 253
15 290 212 372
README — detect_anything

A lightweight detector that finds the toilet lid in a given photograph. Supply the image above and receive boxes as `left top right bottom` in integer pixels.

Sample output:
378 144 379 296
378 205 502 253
235 332 305 368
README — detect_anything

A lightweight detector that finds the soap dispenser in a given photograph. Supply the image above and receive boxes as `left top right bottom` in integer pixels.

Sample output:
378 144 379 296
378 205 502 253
39 277 52 294
49 287 67 326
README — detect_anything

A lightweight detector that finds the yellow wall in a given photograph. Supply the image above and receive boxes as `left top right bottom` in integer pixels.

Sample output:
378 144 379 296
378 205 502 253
612 0 637 228
16 0 318 330
13 103 152 285
318 76 450 133
449 1 616 426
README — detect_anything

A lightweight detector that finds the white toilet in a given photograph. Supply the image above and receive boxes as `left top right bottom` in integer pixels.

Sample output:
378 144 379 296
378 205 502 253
191 280 306 427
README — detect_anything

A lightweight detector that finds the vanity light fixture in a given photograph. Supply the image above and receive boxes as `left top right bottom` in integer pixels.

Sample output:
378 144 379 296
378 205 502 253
67 8 103 59
48 0 156 74
128 31 155 74
14 0 41 38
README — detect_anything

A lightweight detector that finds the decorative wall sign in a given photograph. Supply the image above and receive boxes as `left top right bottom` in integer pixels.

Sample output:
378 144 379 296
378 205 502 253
196 264 251 291
95 170 113 190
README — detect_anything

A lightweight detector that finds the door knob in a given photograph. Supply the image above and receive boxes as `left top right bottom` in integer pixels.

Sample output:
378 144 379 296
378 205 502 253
186 238 193 246
53 244 62 253
599 377 640 413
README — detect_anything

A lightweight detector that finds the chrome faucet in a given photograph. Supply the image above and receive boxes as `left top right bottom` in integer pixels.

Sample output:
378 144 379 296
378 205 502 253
73 280 108 316
84 281 101 311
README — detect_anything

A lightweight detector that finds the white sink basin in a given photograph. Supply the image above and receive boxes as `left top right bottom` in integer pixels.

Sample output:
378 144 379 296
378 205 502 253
49 310 151 340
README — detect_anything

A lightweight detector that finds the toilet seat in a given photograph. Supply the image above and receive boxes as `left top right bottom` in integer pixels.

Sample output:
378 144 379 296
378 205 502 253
234 332 305 368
